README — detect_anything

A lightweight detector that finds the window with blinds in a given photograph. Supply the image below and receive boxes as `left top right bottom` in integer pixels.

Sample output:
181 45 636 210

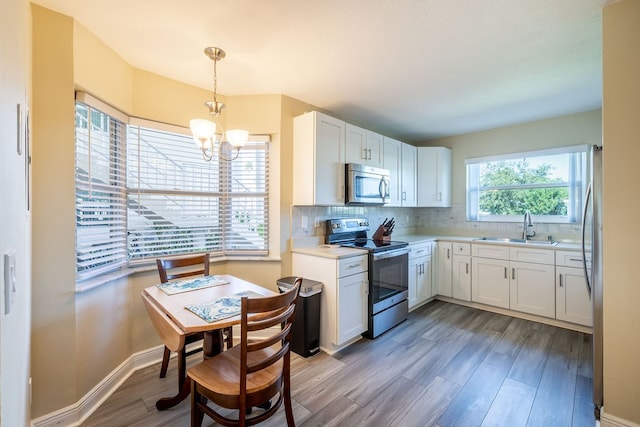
126 124 269 260
75 103 128 281
75 98 270 283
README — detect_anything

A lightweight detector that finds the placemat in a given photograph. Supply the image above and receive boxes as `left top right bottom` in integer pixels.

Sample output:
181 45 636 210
156 275 229 295
185 290 265 323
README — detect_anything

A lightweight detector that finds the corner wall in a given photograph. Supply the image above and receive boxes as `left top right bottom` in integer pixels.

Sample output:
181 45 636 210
601 0 640 424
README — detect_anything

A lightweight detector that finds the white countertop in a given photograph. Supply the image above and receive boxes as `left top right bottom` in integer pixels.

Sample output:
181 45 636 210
292 234 581 259
292 245 368 259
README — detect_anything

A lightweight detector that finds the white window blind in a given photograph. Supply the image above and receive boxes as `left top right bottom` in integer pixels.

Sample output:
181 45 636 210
126 125 269 260
75 102 128 281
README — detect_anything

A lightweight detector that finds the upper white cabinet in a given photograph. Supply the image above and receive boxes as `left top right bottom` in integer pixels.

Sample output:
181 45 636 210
382 137 402 207
346 123 383 168
417 147 452 207
293 111 345 205
401 143 418 207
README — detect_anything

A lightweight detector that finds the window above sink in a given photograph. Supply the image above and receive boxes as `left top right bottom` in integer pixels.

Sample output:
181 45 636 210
466 145 589 224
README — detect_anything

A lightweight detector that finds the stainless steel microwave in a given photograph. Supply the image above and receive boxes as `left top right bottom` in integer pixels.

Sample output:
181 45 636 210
345 163 390 205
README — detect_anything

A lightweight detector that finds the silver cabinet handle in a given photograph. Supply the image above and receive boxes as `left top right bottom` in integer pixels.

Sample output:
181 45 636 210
559 274 563 287
447 248 450 259
466 263 469 274
512 268 515 280
504 267 507 279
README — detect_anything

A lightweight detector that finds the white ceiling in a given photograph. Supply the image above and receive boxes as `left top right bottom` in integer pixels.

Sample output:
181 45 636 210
33 0 605 143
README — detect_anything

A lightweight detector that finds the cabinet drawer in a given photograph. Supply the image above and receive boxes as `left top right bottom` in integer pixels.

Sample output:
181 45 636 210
453 242 470 256
338 255 368 278
409 242 432 259
472 244 510 260
556 251 589 268
509 247 554 265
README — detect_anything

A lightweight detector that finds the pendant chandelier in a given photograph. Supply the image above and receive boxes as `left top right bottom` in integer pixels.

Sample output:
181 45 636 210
189 47 248 161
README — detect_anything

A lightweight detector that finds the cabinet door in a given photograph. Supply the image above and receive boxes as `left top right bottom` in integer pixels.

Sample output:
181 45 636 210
472 257 510 308
366 130 384 168
452 255 471 301
337 271 368 345
345 123 367 165
417 147 451 207
401 143 417 206
408 256 420 309
345 124 383 168
509 261 555 318
556 266 592 326
383 137 402 207
436 242 453 297
418 255 433 302
314 113 346 205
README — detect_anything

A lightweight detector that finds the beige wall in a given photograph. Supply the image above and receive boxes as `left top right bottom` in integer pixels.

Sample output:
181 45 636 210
0 0 32 425
602 1 640 424
422 109 603 206
30 6 310 418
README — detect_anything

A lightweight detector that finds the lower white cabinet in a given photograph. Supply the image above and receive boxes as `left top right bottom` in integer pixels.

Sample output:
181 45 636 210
292 253 368 354
408 242 433 309
472 256 510 309
509 261 555 318
452 253 471 301
436 242 453 297
471 244 555 316
556 251 592 326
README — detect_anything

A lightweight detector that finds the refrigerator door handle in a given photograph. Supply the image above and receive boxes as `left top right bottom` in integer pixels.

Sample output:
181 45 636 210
581 182 593 298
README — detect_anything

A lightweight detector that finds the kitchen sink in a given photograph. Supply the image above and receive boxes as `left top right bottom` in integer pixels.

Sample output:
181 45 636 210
475 237 558 246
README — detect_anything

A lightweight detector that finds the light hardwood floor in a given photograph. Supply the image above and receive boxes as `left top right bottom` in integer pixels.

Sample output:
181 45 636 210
81 300 595 426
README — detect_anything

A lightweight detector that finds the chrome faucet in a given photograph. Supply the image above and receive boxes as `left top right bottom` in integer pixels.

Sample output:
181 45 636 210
523 210 536 240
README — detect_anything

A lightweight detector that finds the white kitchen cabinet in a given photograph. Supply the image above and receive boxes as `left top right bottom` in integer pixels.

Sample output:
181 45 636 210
408 242 433 309
293 111 345 205
436 242 453 297
417 147 452 207
452 243 471 301
472 256 510 309
382 136 402 207
401 143 418 207
292 252 368 354
556 251 592 327
345 123 383 168
509 261 555 318
472 244 555 316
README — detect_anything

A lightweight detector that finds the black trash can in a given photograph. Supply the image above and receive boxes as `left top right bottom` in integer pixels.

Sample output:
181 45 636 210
277 276 322 358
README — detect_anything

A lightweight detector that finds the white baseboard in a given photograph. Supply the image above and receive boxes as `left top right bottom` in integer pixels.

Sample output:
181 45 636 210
30 345 166 427
30 325 276 426
601 408 640 427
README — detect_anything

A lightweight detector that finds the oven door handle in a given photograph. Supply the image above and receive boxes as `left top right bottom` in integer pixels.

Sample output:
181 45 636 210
371 248 409 261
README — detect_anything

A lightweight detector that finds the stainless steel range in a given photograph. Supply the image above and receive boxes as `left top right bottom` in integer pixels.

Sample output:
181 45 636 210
325 218 409 338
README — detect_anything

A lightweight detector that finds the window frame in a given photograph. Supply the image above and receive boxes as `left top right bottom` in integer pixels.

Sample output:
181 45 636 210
74 94 271 287
466 145 589 224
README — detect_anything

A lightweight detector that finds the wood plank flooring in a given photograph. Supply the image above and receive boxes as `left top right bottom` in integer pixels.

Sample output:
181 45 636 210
81 300 595 427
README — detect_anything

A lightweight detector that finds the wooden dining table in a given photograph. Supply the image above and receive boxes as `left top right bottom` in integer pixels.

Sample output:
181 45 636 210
141 274 276 410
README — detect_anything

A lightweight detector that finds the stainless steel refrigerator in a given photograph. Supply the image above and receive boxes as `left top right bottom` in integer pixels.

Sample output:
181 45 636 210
581 144 603 419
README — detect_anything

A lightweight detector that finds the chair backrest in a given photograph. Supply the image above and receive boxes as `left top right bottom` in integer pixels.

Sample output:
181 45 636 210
156 253 210 283
239 277 301 394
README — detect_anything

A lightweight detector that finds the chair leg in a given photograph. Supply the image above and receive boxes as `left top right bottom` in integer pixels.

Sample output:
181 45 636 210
190 381 205 427
159 346 171 378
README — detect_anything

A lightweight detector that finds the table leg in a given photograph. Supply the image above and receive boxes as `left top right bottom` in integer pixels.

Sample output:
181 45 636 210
155 329 224 410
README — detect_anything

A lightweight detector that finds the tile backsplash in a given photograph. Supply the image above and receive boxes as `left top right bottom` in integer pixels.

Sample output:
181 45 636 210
291 204 581 246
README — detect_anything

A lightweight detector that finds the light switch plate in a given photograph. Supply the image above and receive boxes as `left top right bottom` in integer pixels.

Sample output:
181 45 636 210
4 250 16 315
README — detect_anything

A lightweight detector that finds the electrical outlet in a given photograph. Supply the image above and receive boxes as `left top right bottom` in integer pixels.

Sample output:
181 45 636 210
301 216 308 229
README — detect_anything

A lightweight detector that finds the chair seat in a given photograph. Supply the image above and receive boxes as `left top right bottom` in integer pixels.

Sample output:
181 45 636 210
188 346 282 408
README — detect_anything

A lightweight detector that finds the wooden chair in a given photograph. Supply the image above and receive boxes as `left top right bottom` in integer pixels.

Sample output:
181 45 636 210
187 277 302 427
155 254 233 379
